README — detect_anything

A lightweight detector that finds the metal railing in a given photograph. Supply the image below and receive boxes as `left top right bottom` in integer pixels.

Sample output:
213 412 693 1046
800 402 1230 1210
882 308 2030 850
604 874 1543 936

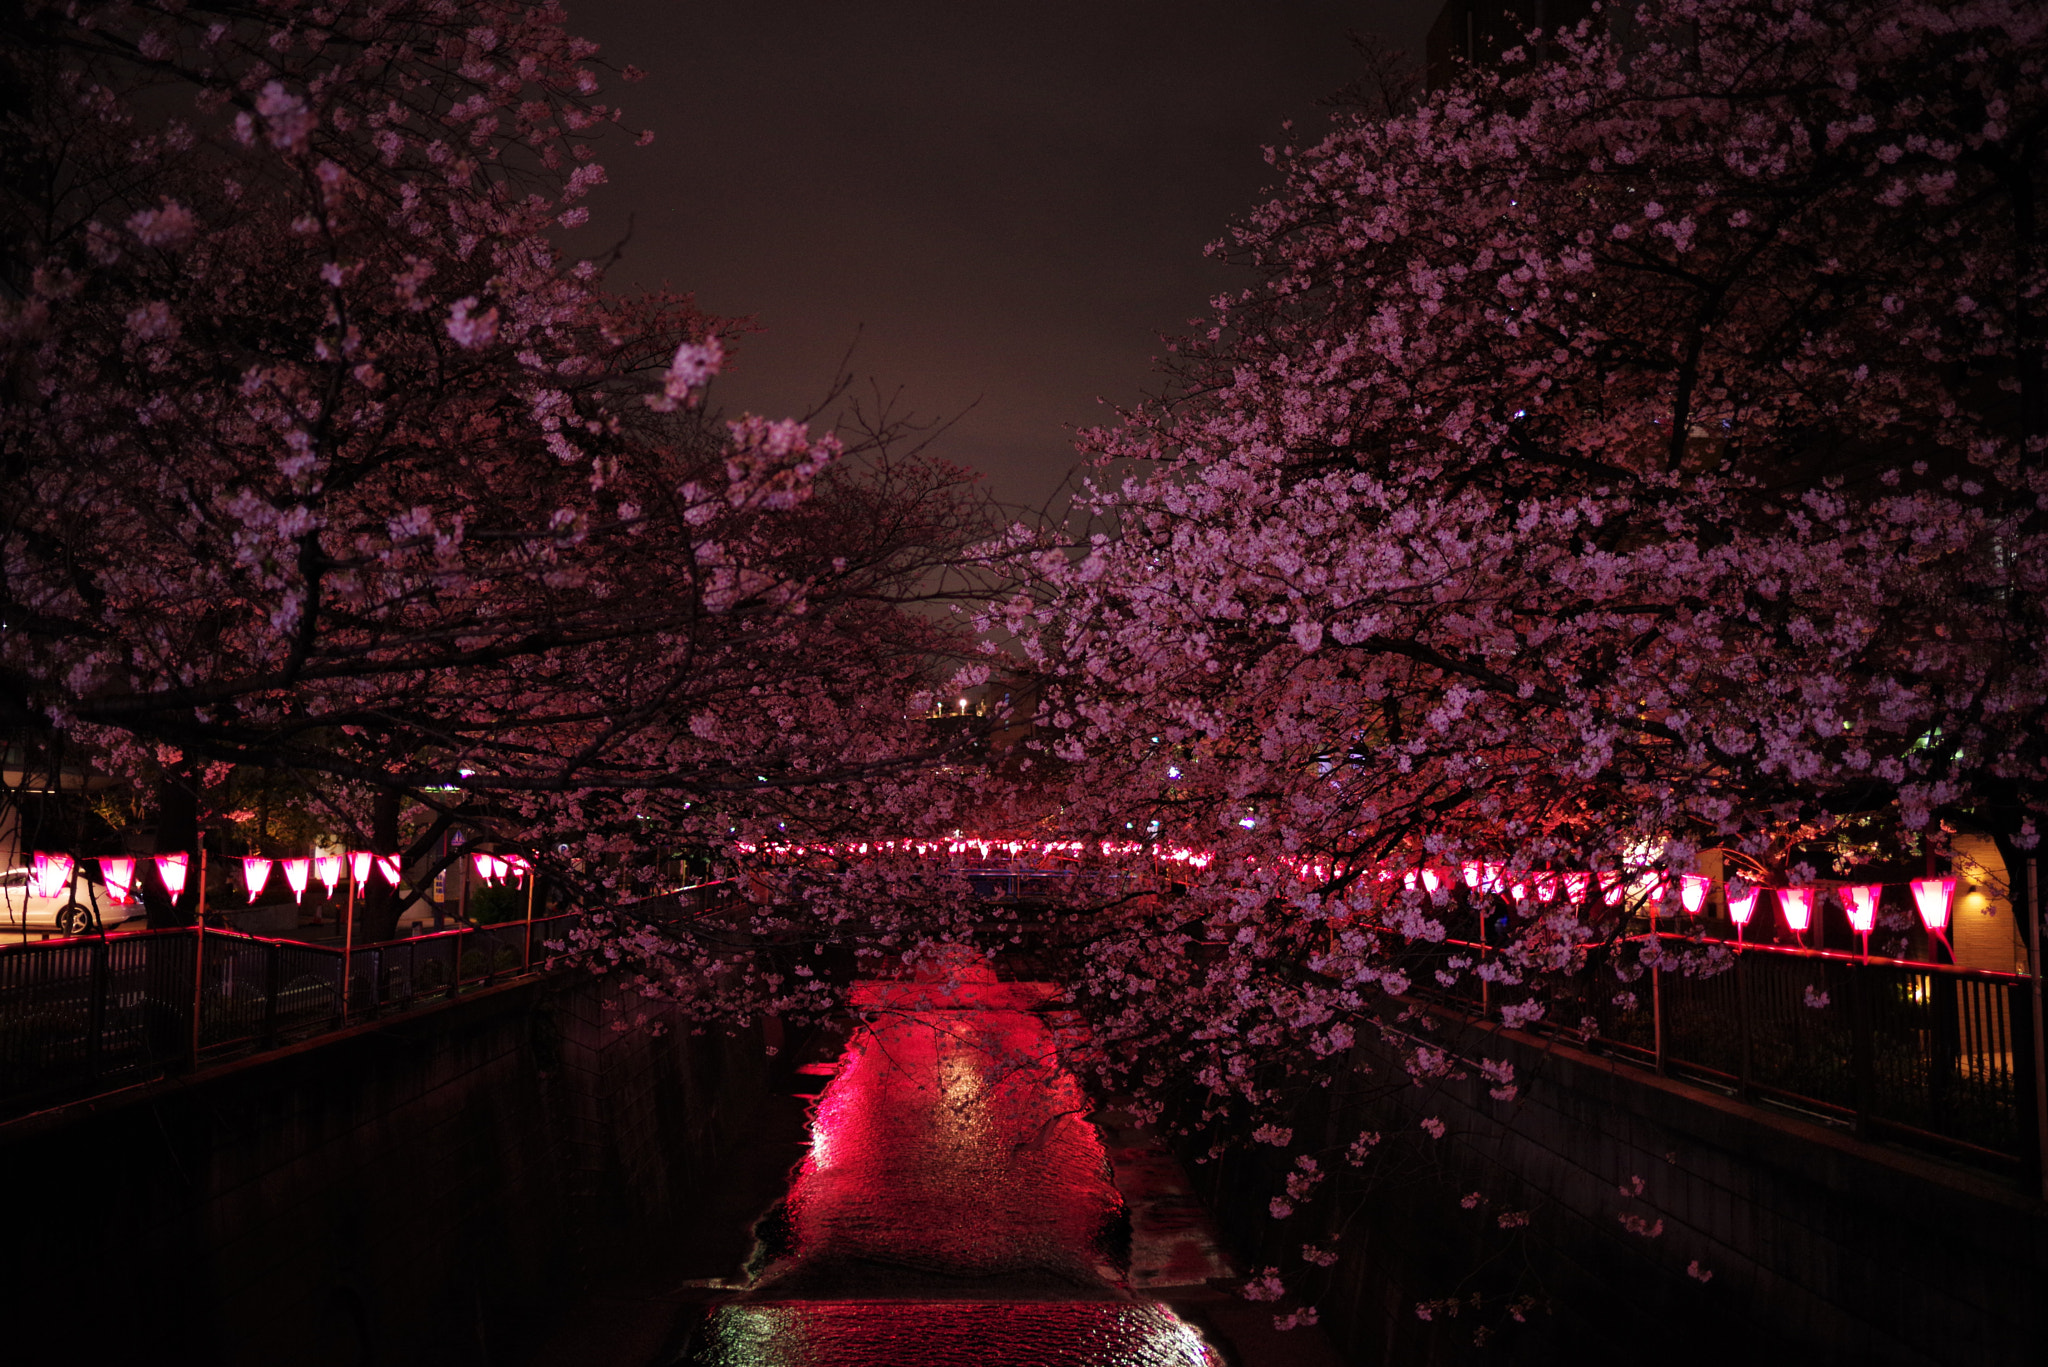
1400 932 2041 1174
0 912 587 1119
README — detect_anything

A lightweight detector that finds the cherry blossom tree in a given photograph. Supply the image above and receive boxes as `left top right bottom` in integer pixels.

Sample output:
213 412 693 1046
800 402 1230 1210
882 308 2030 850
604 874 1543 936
0 1 998 934
964 0 2048 1311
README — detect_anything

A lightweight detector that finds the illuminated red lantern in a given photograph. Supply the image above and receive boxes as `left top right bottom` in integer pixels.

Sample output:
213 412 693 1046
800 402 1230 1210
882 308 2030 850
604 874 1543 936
1727 884 1761 927
99 856 137 905
241 857 272 903
1598 870 1626 907
1679 873 1710 915
282 858 311 904
155 852 190 897
1534 872 1559 902
349 851 373 891
376 855 401 885
1777 886 1815 933
30 852 72 899
1910 876 1956 932
315 854 343 896
1840 884 1880 934
1564 872 1591 903
472 852 498 884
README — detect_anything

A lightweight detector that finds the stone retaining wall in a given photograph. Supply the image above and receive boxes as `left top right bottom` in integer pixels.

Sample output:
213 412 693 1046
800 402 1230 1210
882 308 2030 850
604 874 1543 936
1182 1013 2047 1367
0 973 769 1366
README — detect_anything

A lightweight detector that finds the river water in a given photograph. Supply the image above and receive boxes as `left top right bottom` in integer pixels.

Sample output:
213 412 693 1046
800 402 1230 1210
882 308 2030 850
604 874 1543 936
687 965 1227 1366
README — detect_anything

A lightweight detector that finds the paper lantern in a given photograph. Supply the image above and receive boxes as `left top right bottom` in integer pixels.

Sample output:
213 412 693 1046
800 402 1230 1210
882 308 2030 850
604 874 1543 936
1726 884 1761 926
1910 876 1956 932
1461 859 1482 890
99 856 137 905
241 857 272 903
282 858 311 904
1421 867 1444 894
1778 886 1815 933
1680 874 1710 915
30 852 74 899
1534 873 1559 902
506 854 532 880
1598 870 1626 907
155 852 190 897
315 854 343 896
376 854 401 885
1564 872 1591 903
1636 872 1668 914
1841 884 1881 934
349 851 373 891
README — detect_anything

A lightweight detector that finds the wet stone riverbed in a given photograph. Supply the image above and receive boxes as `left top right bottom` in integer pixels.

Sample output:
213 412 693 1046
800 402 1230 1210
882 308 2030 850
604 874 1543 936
683 966 1227 1367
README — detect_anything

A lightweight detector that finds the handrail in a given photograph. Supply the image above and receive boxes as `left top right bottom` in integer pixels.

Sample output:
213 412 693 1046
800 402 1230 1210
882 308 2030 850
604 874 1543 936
0 911 592 1120
1419 928 2030 984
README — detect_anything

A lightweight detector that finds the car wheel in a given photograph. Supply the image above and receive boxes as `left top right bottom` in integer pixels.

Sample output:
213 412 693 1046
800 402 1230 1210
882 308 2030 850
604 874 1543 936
57 903 92 936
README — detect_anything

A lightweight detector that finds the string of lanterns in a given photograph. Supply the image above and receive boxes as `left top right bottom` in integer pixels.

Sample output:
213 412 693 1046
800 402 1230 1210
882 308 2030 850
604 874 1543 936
23 849 532 908
731 838 1970 949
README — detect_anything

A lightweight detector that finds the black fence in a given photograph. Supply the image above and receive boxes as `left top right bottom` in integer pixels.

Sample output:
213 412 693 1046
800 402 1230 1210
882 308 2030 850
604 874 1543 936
1401 931 2041 1174
0 913 586 1120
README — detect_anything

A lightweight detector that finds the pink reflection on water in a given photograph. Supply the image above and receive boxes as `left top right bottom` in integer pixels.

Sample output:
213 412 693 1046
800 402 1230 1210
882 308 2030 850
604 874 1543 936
697 1301 1222 1367
777 1000 1125 1291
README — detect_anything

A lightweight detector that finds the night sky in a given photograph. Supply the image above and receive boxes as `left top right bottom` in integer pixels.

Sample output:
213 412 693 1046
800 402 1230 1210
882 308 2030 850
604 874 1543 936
565 2 1439 516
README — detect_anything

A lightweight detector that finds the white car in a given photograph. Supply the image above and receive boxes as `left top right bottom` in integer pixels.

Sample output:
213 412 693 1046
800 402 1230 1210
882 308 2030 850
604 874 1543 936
0 866 134 937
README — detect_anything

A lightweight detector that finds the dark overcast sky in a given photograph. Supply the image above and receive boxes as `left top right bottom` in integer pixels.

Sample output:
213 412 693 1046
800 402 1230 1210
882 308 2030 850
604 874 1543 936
564 2 1439 515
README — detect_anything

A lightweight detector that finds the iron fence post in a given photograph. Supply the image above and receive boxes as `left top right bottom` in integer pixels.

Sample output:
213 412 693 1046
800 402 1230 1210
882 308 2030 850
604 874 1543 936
86 937 108 1082
261 941 281 1048
1849 963 1875 1141
1736 949 1754 1099
2025 855 2047 1201
1651 941 1667 1077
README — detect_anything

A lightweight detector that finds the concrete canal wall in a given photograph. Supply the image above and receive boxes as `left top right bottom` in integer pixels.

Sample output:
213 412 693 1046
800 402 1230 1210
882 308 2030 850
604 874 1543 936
1184 1015 2048 1367
0 974 773 1367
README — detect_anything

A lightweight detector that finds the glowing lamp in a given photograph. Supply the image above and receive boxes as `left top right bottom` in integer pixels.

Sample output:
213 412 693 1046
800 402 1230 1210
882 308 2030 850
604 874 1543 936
1726 884 1760 926
1778 886 1815 933
1598 870 1626 907
1636 872 1668 914
282 858 311 904
472 852 498 884
155 853 190 898
1534 873 1559 902
1910 876 1956 932
1841 884 1881 934
1421 867 1444 894
315 855 343 896
1564 872 1591 903
242 857 272 903
348 851 374 891
30 852 74 899
376 855 401 885
1462 859 1482 889
1680 874 1710 915
99 857 137 905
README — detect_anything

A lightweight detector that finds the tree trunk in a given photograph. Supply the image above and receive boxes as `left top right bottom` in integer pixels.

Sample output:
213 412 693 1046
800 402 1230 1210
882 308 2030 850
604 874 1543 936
354 789 405 944
142 768 200 929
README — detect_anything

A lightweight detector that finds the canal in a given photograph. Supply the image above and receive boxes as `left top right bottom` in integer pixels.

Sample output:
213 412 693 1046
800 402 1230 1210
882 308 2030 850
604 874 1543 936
560 955 1341 1367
